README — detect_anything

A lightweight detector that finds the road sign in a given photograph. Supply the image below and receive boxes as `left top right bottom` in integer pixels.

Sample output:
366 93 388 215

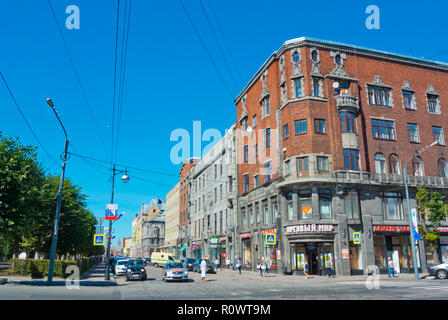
94 234 105 246
353 232 361 244
105 204 118 220
265 233 276 245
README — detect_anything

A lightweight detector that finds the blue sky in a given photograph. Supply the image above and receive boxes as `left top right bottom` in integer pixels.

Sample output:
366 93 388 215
1 0 447 247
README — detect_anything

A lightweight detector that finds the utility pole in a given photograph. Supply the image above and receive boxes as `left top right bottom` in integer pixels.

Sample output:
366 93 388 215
104 165 116 281
46 98 69 285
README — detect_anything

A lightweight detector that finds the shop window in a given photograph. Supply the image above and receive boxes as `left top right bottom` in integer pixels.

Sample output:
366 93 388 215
291 244 306 271
299 190 312 220
382 192 404 220
349 241 363 271
344 192 359 219
319 189 331 219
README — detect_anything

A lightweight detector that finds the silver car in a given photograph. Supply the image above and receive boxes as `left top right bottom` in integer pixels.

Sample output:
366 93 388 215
429 262 448 279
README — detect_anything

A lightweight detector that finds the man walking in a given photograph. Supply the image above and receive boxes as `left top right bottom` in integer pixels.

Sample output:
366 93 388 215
387 257 395 278
257 259 263 277
236 257 242 275
226 257 231 270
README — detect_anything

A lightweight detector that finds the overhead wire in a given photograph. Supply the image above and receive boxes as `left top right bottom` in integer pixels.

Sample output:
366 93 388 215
111 0 121 166
0 71 59 166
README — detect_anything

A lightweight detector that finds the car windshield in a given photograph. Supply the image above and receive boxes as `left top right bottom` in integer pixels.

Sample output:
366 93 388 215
117 260 128 265
128 260 144 267
166 262 183 269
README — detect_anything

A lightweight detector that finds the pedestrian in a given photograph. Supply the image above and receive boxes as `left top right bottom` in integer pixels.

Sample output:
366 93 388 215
215 257 219 271
236 258 242 274
226 257 231 270
304 262 309 279
200 257 207 283
263 257 269 276
326 259 332 278
387 257 395 278
257 259 263 277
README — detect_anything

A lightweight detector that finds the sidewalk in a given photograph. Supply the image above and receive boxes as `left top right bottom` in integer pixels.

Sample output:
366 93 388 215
215 267 433 282
2 263 116 287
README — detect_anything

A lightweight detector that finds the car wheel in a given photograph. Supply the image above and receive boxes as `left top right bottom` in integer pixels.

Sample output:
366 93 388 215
436 269 448 279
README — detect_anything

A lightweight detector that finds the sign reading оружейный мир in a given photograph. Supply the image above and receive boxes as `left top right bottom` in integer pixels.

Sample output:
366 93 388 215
285 224 334 234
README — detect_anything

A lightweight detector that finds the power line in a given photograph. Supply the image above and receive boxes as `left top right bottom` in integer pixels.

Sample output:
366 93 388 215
47 0 111 159
69 143 110 177
111 0 121 166
207 0 243 82
178 0 234 99
198 0 239 90
0 71 59 166
428 50 448 59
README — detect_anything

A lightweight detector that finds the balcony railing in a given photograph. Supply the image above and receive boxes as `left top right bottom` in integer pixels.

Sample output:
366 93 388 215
336 95 359 111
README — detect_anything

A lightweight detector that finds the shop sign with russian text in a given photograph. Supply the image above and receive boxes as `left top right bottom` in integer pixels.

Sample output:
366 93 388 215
373 226 410 232
285 224 334 234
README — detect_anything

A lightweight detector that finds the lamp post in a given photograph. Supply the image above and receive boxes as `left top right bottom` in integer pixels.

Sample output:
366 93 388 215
403 141 438 280
104 166 130 280
46 98 69 285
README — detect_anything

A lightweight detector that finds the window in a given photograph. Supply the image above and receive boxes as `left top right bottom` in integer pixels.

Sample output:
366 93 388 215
295 119 307 135
281 84 287 103
294 78 303 98
220 211 223 234
249 206 254 226
254 144 258 158
214 164 217 178
262 97 271 117
412 157 424 176
220 184 223 200
265 161 272 181
256 203 261 223
265 128 271 148
292 52 300 63
241 117 248 132
438 158 448 177
317 156 328 171
389 154 401 175
263 201 269 225
283 124 289 139
242 208 247 229
243 175 249 192
287 192 294 221
228 176 233 192
433 126 445 145
344 192 358 219
299 191 312 220
367 86 391 106
315 119 326 134
403 91 415 110
374 153 386 174
311 50 318 62
252 115 257 127
285 160 291 175
427 94 440 114
214 187 218 202
372 119 395 140
312 78 320 97
319 189 331 219
382 192 403 220
243 145 248 163
344 149 359 170
407 123 420 143
339 112 356 133
298 157 308 172
254 175 259 187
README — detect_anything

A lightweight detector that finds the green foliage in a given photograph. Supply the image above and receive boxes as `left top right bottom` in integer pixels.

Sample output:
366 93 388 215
8 258 96 278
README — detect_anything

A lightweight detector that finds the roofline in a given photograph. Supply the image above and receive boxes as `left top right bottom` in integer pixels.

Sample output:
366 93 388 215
234 36 448 105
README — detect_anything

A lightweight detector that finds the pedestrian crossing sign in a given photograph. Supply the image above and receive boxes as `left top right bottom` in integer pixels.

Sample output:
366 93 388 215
353 232 361 244
265 233 276 245
94 234 105 246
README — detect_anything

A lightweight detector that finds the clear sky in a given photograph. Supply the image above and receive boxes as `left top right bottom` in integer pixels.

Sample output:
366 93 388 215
1 0 447 247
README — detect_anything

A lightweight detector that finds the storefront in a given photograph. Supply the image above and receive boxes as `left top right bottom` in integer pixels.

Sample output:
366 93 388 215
217 237 227 264
437 227 448 264
240 233 252 269
286 224 335 276
261 229 278 270
192 242 202 259
373 225 420 273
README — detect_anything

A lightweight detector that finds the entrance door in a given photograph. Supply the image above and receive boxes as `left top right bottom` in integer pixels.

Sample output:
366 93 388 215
306 243 318 275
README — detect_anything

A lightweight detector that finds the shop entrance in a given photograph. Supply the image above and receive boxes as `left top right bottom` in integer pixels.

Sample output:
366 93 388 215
291 241 334 276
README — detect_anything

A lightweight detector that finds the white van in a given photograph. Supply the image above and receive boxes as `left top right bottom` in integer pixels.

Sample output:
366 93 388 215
150 252 178 268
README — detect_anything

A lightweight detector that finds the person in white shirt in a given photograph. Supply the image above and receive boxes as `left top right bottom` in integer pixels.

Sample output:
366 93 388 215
226 257 231 269
200 258 207 283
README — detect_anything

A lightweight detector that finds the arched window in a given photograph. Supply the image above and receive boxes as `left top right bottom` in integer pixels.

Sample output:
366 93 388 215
438 158 448 177
374 153 386 174
412 157 424 176
389 154 401 175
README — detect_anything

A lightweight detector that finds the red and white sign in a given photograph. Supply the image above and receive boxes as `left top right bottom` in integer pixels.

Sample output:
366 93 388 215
261 229 276 236
342 249 350 259
437 227 448 233
240 233 251 239
373 226 410 232
285 224 334 234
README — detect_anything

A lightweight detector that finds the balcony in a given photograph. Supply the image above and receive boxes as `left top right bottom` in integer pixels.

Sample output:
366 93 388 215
335 95 359 112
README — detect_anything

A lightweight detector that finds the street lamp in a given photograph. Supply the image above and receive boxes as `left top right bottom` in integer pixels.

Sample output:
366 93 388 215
403 140 438 280
46 98 69 284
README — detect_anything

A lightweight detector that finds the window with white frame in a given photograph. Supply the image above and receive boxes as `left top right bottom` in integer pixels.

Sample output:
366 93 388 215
261 97 270 117
433 126 445 145
367 86 391 106
427 94 440 114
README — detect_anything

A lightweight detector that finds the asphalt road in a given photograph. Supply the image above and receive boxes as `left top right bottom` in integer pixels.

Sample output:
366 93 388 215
0 265 447 300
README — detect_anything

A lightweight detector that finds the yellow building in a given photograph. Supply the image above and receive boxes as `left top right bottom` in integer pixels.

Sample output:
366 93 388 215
160 183 180 254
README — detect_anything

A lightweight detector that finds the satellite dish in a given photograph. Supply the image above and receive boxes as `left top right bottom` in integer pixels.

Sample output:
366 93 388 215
333 82 340 89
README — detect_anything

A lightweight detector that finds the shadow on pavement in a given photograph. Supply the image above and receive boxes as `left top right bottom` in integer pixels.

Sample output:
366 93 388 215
9 280 116 287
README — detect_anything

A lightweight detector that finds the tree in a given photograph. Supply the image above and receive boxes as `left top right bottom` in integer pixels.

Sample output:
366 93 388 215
416 186 448 265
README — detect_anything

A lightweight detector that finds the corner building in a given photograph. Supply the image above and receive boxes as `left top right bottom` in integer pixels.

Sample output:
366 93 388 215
235 37 448 276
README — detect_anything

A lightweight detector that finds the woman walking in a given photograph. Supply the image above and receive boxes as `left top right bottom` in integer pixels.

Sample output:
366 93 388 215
236 257 242 274
200 257 207 283
263 257 269 276
304 261 309 279
257 259 263 277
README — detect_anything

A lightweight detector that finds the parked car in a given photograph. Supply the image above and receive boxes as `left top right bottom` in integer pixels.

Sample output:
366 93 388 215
162 261 188 282
429 262 448 279
126 259 147 281
115 259 129 276
111 257 127 274
183 258 195 271
192 259 215 273
144 257 151 265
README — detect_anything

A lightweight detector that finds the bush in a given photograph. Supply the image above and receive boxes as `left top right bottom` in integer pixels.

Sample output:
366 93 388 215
8 257 96 279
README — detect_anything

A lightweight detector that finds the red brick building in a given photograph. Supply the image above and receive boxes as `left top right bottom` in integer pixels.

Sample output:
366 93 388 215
234 37 448 276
